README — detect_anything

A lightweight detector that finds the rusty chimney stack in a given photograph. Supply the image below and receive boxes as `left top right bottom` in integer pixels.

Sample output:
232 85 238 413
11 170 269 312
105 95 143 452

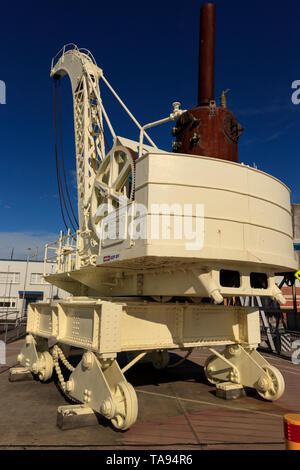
172 3 243 163
198 3 216 105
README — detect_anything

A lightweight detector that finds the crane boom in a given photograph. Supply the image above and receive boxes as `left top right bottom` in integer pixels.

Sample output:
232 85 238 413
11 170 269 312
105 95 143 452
50 44 105 230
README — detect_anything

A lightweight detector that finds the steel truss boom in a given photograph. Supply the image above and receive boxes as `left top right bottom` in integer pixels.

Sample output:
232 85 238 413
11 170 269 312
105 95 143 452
50 44 156 231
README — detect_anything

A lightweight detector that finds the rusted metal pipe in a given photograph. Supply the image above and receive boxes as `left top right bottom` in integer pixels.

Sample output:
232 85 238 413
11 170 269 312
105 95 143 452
173 2 243 161
198 3 216 105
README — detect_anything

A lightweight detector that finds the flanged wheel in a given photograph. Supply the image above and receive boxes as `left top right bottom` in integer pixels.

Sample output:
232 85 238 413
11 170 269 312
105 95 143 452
37 351 54 382
204 354 222 385
110 382 138 431
255 365 285 401
151 350 170 370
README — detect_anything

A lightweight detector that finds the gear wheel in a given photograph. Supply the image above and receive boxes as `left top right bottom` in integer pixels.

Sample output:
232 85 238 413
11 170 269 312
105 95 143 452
90 144 137 236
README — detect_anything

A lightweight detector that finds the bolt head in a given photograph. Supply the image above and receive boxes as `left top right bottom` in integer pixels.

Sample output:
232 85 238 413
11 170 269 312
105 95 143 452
257 375 269 392
101 398 114 418
17 353 23 363
26 335 32 345
228 345 240 357
229 369 240 384
65 379 74 393
82 352 94 370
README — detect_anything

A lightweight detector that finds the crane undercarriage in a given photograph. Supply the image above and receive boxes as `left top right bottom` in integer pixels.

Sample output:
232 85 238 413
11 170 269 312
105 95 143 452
18 297 285 430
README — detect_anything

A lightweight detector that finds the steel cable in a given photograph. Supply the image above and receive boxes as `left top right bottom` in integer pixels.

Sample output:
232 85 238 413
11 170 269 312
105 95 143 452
53 80 77 232
58 80 79 228
53 80 68 232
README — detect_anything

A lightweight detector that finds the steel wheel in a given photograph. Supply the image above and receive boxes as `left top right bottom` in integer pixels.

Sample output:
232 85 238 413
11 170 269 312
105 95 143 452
110 382 138 431
151 350 170 370
37 351 54 382
256 365 285 401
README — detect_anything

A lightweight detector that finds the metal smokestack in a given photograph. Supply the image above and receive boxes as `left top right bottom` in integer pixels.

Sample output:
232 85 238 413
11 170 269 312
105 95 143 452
173 2 243 162
198 3 216 105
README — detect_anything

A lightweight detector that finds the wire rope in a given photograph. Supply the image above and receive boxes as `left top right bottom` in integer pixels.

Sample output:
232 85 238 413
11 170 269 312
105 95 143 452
58 80 79 228
53 79 77 232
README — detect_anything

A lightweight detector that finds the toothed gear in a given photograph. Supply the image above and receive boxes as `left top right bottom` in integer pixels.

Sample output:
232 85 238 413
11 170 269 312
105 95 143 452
90 144 137 235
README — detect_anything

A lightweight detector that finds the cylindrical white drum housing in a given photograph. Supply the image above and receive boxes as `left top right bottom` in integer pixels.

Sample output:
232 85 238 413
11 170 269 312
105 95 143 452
132 152 296 272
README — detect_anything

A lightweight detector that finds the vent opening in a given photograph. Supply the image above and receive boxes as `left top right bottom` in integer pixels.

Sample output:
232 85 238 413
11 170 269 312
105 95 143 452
220 270 240 288
250 273 268 289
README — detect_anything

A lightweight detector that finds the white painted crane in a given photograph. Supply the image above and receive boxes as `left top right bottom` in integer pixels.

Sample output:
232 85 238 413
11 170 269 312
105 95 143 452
15 41 297 431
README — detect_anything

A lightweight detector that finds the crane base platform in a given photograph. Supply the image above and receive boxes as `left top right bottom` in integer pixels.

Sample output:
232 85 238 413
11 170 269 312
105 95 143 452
16 296 286 430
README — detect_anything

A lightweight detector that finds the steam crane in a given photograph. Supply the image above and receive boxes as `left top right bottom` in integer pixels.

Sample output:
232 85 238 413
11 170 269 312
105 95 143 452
17 4 297 430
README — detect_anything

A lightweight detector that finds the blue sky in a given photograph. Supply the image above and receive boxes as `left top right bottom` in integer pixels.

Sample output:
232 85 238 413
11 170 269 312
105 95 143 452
0 0 300 259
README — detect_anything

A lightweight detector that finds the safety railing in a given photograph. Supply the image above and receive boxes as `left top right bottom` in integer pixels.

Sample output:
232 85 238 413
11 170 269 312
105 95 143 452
51 43 97 71
0 310 22 321
44 230 79 275
0 310 27 343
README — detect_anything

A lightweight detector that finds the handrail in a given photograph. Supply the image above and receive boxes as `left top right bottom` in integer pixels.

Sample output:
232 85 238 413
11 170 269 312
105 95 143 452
138 102 186 158
51 43 79 70
44 230 78 275
51 44 97 72
52 44 161 149
0 310 20 319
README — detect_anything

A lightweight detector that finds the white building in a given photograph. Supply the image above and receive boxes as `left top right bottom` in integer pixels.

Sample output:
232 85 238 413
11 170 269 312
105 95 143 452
0 258 69 319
